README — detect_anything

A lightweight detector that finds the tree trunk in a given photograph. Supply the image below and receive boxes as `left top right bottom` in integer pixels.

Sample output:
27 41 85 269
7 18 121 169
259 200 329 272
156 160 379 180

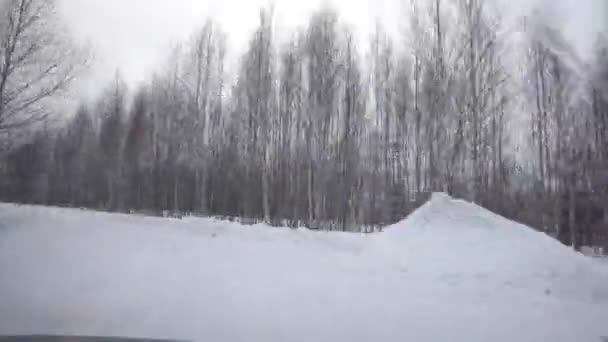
568 175 577 250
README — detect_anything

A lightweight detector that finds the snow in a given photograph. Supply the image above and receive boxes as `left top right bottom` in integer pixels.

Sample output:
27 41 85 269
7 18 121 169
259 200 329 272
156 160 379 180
379 193 608 302
1 194 608 342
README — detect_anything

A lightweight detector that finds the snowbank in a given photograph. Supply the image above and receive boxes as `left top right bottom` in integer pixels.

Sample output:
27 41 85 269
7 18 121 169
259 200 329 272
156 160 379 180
379 193 608 302
1 198 607 342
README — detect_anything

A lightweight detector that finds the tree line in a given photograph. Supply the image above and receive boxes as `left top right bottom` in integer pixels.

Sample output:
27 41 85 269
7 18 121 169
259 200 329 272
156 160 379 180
1 0 607 248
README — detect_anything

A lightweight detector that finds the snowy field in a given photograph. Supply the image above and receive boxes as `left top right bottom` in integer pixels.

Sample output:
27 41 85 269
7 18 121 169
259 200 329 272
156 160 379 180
1 194 608 342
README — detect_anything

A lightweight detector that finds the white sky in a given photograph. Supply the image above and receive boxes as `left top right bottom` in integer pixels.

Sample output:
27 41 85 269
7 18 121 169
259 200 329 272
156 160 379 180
56 0 606 99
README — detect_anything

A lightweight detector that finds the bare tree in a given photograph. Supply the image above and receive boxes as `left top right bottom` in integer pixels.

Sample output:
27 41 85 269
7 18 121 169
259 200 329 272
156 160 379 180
97 72 127 210
0 0 85 132
337 29 365 230
407 0 428 196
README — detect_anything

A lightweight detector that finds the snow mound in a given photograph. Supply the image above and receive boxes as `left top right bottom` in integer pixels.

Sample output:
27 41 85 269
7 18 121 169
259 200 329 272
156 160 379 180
380 193 608 302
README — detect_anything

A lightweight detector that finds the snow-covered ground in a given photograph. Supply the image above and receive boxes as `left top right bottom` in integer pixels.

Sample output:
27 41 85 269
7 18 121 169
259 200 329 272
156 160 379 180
1 194 607 342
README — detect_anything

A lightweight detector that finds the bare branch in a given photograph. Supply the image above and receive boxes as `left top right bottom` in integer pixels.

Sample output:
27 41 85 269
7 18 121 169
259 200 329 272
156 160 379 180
0 0 86 132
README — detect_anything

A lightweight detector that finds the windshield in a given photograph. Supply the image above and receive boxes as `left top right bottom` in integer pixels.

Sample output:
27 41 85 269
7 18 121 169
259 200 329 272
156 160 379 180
0 0 607 341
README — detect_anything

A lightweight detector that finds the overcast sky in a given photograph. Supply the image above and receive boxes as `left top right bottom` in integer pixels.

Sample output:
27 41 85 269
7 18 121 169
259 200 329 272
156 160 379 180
56 0 606 99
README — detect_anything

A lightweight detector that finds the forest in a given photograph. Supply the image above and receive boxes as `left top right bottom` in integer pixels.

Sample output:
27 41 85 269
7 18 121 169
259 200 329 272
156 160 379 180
1 0 607 249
